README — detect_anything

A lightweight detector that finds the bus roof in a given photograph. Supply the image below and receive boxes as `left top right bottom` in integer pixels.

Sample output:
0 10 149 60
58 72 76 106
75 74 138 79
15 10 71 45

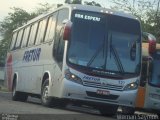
68 4 138 19
13 4 139 32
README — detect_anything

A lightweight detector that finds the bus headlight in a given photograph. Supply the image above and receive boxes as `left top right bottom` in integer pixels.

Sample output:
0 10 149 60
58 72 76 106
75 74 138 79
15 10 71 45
124 82 138 91
65 69 83 85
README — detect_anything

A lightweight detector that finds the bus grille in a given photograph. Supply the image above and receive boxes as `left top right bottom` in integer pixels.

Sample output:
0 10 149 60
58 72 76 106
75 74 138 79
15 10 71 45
83 81 123 91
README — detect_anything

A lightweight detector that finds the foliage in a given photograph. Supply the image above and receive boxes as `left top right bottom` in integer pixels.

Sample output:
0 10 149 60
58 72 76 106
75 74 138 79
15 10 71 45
84 1 101 7
0 3 54 66
65 0 82 4
0 7 36 66
110 0 160 42
34 3 55 15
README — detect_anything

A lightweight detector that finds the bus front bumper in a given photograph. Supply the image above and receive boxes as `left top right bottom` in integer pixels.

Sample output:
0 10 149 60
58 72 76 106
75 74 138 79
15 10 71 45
60 79 137 107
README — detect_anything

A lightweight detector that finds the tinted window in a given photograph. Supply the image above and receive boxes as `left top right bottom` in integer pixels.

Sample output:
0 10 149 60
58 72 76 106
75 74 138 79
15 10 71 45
35 19 47 45
53 9 69 69
44 13 57 42
22 26 31 47
28 22 38 46
68 11 106 67
10 32 17 50
15 29 24 48
67 10 141 77
107 15 141 73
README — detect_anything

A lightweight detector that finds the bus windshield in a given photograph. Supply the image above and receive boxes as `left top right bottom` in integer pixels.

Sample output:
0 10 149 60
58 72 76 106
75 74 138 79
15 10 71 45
67 10 141 77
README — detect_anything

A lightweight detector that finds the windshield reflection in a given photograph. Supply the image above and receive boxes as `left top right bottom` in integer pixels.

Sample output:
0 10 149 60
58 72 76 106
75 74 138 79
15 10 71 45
67 10 141 77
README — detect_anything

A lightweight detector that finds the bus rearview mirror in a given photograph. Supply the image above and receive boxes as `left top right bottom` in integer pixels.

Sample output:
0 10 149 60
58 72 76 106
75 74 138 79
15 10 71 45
63 20 72 41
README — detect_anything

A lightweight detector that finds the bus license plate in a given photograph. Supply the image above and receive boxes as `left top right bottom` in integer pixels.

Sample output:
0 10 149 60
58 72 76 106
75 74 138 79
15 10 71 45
96 89 110 95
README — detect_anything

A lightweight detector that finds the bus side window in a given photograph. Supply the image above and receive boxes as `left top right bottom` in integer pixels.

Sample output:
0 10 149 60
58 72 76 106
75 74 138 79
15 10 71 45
15 29 24 49
21 26 31 48
44 12 57 42
35 19 47 45
10 32 18 50
28 22 38 46
53 9 69 69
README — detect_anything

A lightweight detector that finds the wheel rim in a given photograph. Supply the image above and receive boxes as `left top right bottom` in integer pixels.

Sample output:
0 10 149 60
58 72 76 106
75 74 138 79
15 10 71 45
42 86 49 103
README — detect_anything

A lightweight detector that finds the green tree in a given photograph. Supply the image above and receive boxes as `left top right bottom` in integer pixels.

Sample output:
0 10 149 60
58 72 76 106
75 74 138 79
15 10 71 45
34 3 55 15
84 1 101 7
65 0 82 4
0 3 55 66
110 0 160 42
0 7 36 66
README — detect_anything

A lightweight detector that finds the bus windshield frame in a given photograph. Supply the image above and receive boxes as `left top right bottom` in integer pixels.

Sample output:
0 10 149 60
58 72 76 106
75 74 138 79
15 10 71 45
66 10 141 78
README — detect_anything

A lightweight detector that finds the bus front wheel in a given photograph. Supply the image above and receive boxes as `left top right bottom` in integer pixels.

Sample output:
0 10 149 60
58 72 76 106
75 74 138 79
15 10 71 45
41 80 53 107
121 106 135 115
98 105 118 116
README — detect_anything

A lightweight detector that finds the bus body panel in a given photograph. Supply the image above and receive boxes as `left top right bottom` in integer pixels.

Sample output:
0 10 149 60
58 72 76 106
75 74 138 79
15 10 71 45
60 77 138 107
144 85 160 110
135 86 146 108
8 41 56 94
134 35 160 114
49 66 140 107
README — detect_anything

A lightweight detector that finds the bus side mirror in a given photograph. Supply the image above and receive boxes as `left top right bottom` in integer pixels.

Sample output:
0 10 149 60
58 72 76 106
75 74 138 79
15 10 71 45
62 20 72 41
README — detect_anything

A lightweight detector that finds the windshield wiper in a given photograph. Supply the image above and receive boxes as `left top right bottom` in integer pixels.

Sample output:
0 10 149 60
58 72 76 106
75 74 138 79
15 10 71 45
92 69 123 79
109 34 125 74
87 39 105 67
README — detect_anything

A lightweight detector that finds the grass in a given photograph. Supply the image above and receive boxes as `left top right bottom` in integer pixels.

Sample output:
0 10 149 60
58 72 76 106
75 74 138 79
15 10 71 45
0 85 9 92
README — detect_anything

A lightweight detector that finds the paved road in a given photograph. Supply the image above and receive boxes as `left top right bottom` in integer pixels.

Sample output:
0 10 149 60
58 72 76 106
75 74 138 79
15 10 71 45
0 92 159 120
0 92 116 120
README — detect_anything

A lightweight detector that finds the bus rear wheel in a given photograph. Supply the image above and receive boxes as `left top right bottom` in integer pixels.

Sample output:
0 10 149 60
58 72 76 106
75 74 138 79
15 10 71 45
98 105 118 116
41 80 53 107
12 80 28 102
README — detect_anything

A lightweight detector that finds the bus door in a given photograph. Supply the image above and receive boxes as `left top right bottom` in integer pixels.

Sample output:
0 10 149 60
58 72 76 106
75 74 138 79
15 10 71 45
144 46 160 110
135 56 153 109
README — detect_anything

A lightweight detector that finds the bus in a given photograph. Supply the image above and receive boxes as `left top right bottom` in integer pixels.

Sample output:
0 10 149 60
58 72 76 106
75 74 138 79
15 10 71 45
122 33 160 117
6 4 141 116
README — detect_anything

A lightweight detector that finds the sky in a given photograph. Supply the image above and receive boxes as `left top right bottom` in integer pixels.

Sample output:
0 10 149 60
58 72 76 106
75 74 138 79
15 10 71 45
0 0 112 21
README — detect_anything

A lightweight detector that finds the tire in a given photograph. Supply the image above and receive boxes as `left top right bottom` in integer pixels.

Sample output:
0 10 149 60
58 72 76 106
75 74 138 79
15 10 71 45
121 106 135 115
12 80 28 102
157 114 160 119
98 105 118 116
41 80 53 107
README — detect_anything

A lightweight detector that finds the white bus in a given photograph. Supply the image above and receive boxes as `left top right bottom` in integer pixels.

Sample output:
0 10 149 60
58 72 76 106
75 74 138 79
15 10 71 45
6 4 141 115
122 33 160 116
